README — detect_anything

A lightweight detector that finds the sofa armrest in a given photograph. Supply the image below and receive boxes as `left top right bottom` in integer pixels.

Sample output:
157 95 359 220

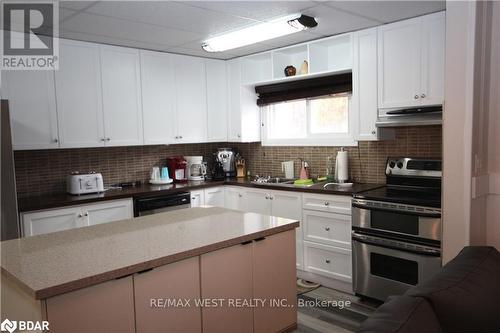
356 296 442 333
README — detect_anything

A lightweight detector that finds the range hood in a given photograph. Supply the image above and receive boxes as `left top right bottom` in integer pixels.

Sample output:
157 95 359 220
376 106 442 127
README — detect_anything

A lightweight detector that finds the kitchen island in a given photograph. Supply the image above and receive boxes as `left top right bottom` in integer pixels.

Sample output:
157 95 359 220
1 207 299 333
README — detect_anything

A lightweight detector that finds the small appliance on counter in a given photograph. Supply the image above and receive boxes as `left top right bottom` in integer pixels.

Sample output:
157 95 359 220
185 156 207 181
150 166 173 185
166 156 188 183
216 148 235 178
235 154 246 178
67 172 104 195
211 160 226 180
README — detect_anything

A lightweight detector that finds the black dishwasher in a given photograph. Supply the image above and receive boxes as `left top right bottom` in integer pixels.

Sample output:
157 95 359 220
134 192 191 217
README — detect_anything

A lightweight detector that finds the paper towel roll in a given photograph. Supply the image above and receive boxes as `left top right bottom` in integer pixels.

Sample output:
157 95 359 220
336 151 349 182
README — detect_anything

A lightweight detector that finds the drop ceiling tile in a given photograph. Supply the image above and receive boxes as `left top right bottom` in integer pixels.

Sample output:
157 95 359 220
81 1 256 36
259 31 322 49
182 1 318 22
299 4 379 36
61 11 202 46
322 1 445 23
60 1 99 11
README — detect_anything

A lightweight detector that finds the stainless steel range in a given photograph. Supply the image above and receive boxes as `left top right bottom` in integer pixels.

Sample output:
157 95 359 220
351 157 442 301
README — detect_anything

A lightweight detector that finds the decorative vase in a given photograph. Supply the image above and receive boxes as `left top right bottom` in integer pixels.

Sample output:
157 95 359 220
284 65 296 77
299 60 309 75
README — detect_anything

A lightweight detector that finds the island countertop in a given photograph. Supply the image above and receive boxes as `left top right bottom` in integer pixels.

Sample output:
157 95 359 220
1 207 299 300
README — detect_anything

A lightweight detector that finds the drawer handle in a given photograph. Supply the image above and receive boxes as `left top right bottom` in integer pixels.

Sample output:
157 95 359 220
324 202 330 206
325 227 330 231
241 240 252 245
325 259 331 264
254 237 266 242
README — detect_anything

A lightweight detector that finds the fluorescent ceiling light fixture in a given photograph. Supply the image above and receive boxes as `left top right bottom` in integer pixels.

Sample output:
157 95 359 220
202 14 317 52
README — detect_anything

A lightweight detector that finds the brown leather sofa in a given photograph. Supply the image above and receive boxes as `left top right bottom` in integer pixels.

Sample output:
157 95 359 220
357 246 500 333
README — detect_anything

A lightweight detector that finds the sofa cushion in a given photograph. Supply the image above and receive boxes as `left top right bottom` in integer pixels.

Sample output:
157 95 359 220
356 296 442 333
406 246 500 333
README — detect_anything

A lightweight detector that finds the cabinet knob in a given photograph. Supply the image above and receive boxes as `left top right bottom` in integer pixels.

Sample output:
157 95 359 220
53 138 58 143
238 194 242 198
325 259 331 264
237 134 241 138
324 202 330 206
101 138 106 141
78 213 83 218
270 196 274 200
325 227 330 231
106 138 111 141
265 195 269 200
420 93 426 98
371 130 376 135
84 212 89 216
414 95 419 99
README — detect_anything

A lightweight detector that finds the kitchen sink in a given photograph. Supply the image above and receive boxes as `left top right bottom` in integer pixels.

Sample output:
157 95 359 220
252 177 296 185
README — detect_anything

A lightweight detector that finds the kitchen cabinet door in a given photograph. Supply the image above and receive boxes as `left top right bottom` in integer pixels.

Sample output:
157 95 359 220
204 187 225 207
140 50 176 144
201 241 253 333
206 59 228 142
174 55 207 143
85 199 133 226
55 39 105 148
1 70 59 150
190 190 205 207
21 207 85 237
226 59 260 143
46 276 135 333
134 257 201 333
270 190 304 270
253 230 297 333
377 16 422 109
224 186 246 211
245 189 272 215
420 11 445 106
353 28 378 141
100 45 143 146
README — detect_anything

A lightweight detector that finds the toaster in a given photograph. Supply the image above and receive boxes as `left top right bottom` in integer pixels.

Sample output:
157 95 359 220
67 172 105 195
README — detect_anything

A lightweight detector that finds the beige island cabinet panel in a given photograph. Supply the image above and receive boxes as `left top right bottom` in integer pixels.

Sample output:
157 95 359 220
201 241 253 333
45 276 135 333
253 229 297 333
134 256 202 333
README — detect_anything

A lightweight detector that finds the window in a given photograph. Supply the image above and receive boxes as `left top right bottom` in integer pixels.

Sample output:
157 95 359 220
262 94 355 146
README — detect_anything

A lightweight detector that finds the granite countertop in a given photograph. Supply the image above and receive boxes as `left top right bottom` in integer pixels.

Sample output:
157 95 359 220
18 179 383 212
1 207 299 300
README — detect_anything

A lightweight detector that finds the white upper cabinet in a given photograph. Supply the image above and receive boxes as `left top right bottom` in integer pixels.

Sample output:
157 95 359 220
140 50 176 145
55 39 105 148
173 55 207 143
420 12 446 106
378 12 445 109
227 59 260 142
100 45 143 146
353 27 378 141
1 70 59 150
205 59 228 142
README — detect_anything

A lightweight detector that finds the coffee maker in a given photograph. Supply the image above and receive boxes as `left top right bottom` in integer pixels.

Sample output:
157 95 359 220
216 148 235 178
166 156 188 183
185 156 207 181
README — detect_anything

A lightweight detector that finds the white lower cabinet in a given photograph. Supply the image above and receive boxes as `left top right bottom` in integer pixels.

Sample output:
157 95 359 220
245 188 272 215
304 241 352 283
190 190 206 208
21 199 133 237
204 187 225 207
303 210 351 249
224 186 247 211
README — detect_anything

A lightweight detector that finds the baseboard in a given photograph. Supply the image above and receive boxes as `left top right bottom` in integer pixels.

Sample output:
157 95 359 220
297 270 353 294
279 322 298 333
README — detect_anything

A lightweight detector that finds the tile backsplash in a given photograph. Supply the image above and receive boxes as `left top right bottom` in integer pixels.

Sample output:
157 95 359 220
14 126 441 197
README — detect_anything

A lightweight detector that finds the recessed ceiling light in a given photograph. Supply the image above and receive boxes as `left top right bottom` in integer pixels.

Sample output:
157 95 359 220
202 14 318 53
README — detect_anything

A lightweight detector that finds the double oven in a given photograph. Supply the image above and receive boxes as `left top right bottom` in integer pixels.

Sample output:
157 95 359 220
351 157 442 301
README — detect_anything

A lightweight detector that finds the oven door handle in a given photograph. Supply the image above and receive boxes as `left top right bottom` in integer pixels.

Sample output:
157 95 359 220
352 203 441 218
352 232 441 257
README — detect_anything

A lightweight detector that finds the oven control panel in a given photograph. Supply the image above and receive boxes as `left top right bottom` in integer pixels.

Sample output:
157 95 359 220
386 157 442 178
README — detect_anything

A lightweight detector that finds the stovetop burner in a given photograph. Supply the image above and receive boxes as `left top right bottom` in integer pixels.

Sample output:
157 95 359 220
353 185 441 208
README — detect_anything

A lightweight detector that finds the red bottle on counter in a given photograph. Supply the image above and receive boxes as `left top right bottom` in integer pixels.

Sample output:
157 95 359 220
166 156 188 183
